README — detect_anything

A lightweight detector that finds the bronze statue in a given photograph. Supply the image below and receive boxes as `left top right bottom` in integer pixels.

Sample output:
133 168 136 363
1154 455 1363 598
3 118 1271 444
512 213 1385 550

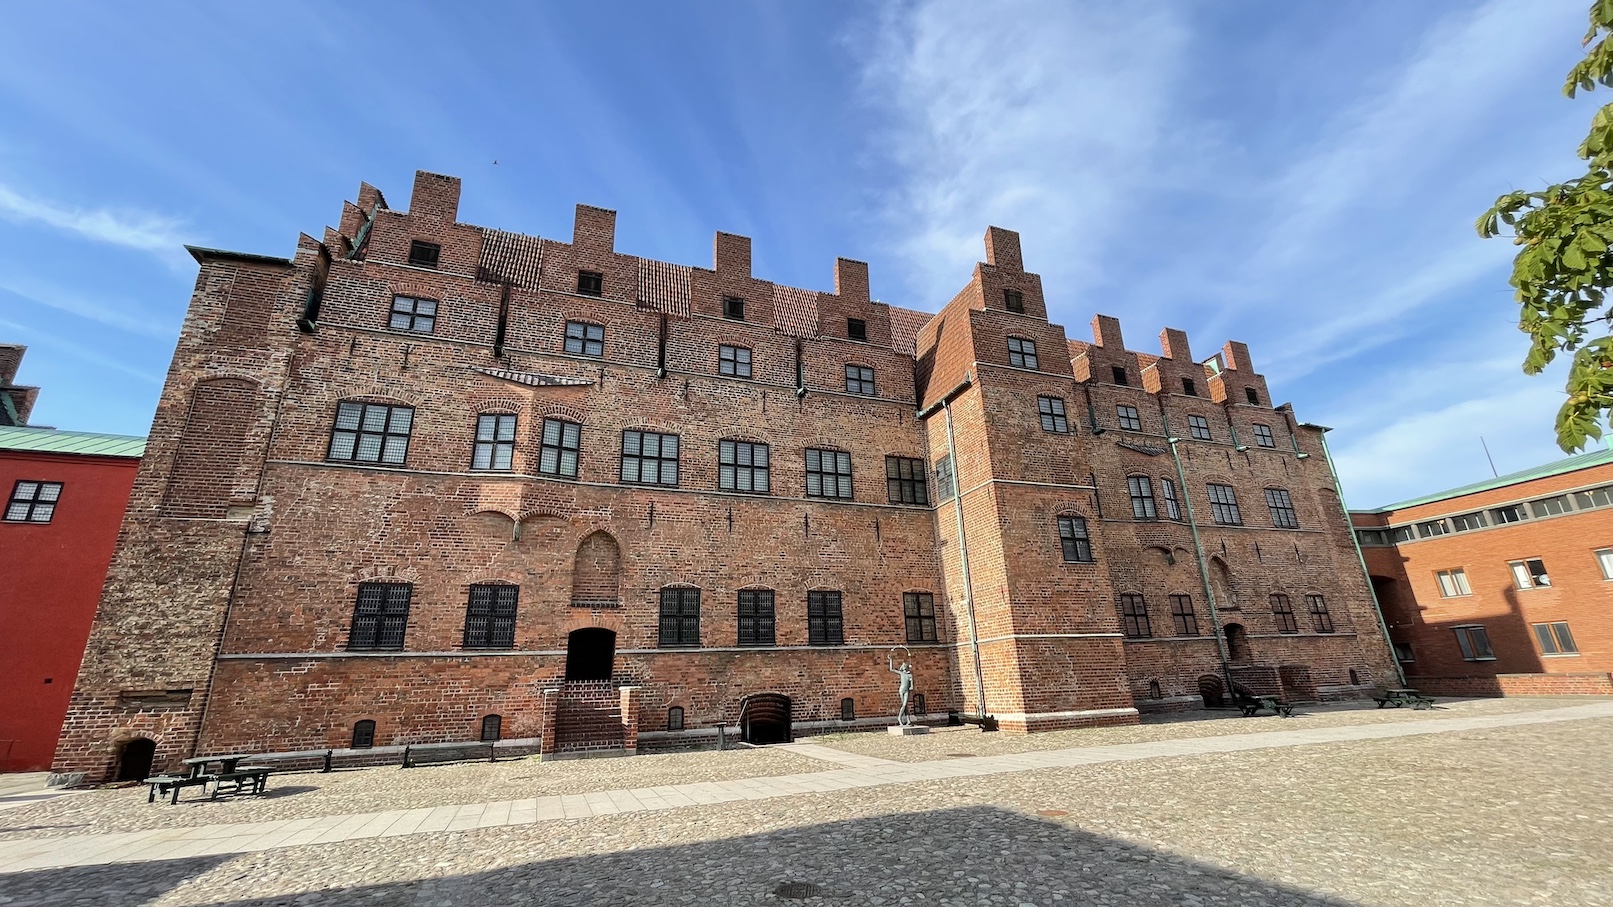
888 652 914 726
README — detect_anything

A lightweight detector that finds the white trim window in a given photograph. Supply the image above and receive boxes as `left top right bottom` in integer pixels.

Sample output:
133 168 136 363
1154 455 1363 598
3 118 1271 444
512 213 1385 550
1597 548 1613 580
1509 558 1550 589
1435 569 1472 598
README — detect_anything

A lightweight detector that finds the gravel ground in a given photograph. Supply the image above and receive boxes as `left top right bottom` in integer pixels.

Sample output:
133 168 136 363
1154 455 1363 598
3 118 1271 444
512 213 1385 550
801 696 1604 762
0 748 824 841
1 714 1608 907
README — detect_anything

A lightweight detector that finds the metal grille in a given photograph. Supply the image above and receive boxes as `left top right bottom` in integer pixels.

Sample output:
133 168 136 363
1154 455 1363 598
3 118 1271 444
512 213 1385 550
464 584 518 648
737 589 776 646
659 587 701 647
774 883 822 899
350 583 411 651
808 591 844 646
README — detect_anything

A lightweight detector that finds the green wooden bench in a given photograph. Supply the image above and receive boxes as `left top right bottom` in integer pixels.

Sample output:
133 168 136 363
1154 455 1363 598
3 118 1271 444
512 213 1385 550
1373 689 1435 710
1235 693 1294 718
145 774 211 805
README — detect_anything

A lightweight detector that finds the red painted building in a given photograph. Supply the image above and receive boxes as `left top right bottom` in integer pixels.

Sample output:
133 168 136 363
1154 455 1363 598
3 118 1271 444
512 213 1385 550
0 348 143 772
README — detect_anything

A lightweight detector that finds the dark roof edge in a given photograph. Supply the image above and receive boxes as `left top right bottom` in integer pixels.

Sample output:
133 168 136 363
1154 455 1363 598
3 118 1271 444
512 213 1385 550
186 245 294 267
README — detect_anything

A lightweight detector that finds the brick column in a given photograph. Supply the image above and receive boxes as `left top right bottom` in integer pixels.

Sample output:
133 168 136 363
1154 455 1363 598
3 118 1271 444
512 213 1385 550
619 686 640 755
539 688 561 758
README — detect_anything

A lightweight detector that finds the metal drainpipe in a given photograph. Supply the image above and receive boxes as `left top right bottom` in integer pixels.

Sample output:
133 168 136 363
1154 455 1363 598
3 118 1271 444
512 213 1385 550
1168 436 1236 699
1309 427 1409 688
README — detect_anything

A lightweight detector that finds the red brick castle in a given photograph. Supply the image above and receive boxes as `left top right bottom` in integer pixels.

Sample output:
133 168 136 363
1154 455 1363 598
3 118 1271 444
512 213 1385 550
55 171 1397 780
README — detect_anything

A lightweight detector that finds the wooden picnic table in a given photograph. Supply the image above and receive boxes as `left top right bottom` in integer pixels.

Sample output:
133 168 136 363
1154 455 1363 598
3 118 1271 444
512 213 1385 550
1374 688 1435 709
182 754 256 778
1235 693 1295 718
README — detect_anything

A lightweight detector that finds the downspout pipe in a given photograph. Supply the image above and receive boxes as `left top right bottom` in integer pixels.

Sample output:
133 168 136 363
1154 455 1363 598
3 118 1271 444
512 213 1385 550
1168 435 1237 700
1302 423 1408 688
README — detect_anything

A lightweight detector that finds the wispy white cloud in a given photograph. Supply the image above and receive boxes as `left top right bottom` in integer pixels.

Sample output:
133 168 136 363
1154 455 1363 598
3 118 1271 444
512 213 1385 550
0 275 174 338
0 179 188 256
0 316 163 386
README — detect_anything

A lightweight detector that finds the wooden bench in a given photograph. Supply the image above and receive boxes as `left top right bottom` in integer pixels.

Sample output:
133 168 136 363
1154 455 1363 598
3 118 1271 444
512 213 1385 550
1235 694 1294 718
210 766 273 800
146 774 212 805
1373 689 1435 710
946 711 1000 732
400 741 496 768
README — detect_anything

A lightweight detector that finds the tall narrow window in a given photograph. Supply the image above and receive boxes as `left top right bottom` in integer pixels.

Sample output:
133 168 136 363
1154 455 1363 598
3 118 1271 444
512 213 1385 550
1038 396 1069 433
472 414 517 471
1207 484 1242 525
621 430 679 486
351 720 376 749
1003 289 1024 312
658 588 701 647
1119 594 1151 638
667 706 685 730
464 584 518 649
1271 594 1298 633
723 296 745 321
808 591 844 645
1533 621 1578 655
1007 337 1039 369
845 365 876 396
389 295 437 332
841 697 856 721
1111 366 1129 386
1188 414 1212 441
1436 569 1472 597
847 318 867 341
1245 387 1260 405
328 402 413 466
805 448 853 499
538 418 582 478
1252 424 1275 448
719 345 753 378
407 240 440 268
1160 478 1182 520
904 592 937 643
886 456 929 505
1182 377 1198 397
480 714 502 742
1306 594 1334 633
935 455 955 502
1265 488 1299 529
737 589 776 647
1058 515 1094 562
5 481 61 523
350 583 412 651
564 321 605 356
719 440 770 494
1453 625 1495 660
1116 405 1143 431
1128 476 1157 519
1165 594 1196 635
576 270 603 296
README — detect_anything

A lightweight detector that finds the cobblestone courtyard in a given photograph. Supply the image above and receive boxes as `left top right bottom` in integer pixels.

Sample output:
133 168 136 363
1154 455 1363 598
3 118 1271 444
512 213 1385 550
1 698 1609 907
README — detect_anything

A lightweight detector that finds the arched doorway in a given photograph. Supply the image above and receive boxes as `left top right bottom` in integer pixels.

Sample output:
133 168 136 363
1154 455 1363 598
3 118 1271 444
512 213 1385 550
116 737 156 781
1224 623 1252 663
565 628 615 681
1197 675 1225 708
741 693 791 744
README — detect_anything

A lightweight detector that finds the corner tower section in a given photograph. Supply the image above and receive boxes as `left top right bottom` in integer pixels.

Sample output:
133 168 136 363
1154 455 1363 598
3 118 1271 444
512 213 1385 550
916 227 1136 732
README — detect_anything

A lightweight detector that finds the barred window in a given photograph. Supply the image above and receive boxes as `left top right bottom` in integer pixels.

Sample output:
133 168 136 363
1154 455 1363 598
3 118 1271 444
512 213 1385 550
719 345 752 378
1160 478 1182 520
1128 475 1157 519
806 448 853 499
1307 594 1334 633
719 440 770 494
886 456 929 505
1003 289 1024 312
1253 423 1275 448
1170 594 1198 636
480 714 502 742
5 481 61 523
1453 625 1494 661
407 240 440 268
464 584 518 649
1271 594 1298 633
723 296 745 320
1120 594 1151 638
1265 488 1299 528
1038 396 1068 433
564 321 605 356
328 402 412 466
845 365 876 396
1207 484 1242 525
472 414 517 471
658 587 701 647
1188 414 1212 441
1116 405 1142 432
576 270 603 296
935 455 955 502
389 295 437 332
1058 515 1094 563
1007 337 1039 369
808 591 844 646
621 430 679 486
351 720 376 749
847 318 867 341
538 418 581 477
737 589 776 647
350 583 411 651
904 592 937 643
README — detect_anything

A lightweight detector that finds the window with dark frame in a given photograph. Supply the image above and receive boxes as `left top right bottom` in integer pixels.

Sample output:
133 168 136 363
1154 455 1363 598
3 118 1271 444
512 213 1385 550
463 584 518 649
1252 423 1275 448
472 414 517 471
845 364 876 396
886 456 929 505
480 714 502 742
719 345 753 378
1182 377 1198 396
1120 594 1151 638
1265 488 1299 528
389 295 437 332
1491 504 1526 524
620 430 680 486
1007 337 1039 369
538 418 581 478
737 589 776 647
564 320 605 356
914 693 927 715
1111 366 1129 386
406 240 440 268
1271 594 1298 633
576 270 603 296
808 591 845 645
1170 594 1198 636
1393 642 1414 662
1453 625 1494 660
723 296 745 321
847 318 867 341
806 448 854 499
350 582 412 651
1245 387 1260 405
351 720 376 749
935 455 955 502
1116 404 1142 432
1531 495 1572 517
5 481 61 523
1577 486 1613 509
1306 594 1334 633
719 440 771 494
1207 484 1242 525
1128 475 1157 519
658 587 701 647
1160 478 1182 520
1533 621 1578 655
667 706 685 730
1038 396 1069 433
328 402 413 466
1450 512 1487 532
1188 414 1212 441
1058 515 1094 562
904 592 937 643
840 697 855 721
1004 288 1024 312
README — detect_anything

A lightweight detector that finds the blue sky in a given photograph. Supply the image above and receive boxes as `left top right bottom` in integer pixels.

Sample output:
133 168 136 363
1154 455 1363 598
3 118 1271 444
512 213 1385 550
0 0 1598 507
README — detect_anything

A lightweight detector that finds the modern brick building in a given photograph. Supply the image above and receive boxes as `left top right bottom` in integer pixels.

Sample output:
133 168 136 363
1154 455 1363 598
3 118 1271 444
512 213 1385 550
55 171 1397 780
1352 448 1613 697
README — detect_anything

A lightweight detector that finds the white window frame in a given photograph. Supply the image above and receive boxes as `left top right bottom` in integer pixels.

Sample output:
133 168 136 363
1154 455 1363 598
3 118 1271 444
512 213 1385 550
1509 558 1550 589
1435 569 1471 598
1596 548 1613 580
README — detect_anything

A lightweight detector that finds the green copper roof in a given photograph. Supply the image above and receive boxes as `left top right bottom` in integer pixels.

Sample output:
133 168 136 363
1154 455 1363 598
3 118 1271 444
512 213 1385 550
1361 445 1613 513
0 425 145 458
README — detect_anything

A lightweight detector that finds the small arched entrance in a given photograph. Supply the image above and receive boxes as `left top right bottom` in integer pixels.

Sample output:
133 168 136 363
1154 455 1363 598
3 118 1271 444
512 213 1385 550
1224 623 1252 663
116 737 156 781
740 694 791 744
565 628 616 681
1197 675 1225 708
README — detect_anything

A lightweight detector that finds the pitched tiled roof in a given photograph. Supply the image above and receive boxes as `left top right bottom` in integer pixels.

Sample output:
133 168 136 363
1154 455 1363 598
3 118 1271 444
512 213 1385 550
0 426 145 458
772 286 820 339
888 306 933 357
1359 446 1613 513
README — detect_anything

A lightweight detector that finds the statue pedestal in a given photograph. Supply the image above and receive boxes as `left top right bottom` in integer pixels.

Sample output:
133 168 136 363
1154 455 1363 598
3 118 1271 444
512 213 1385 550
886 725 930 736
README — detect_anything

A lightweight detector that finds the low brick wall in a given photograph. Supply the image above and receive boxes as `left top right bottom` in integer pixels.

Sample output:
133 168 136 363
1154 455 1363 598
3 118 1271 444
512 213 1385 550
1410 673 1613 698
